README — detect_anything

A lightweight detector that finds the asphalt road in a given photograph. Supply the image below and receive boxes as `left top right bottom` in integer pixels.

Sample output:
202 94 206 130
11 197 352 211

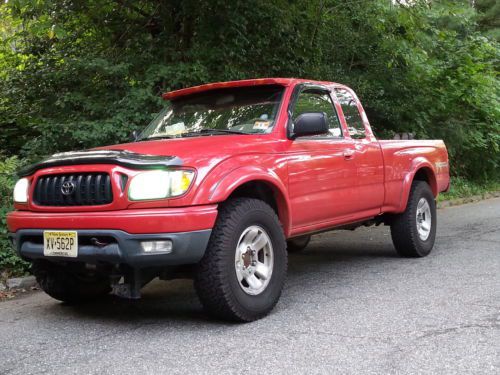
1 198 499 375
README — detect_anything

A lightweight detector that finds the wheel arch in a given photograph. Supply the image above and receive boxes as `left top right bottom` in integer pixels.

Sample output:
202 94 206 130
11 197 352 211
208 169 292 237
399 159 438 212
413 167 438 196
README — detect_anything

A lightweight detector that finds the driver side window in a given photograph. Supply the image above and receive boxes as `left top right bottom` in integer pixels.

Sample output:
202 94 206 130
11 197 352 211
293 90 342 138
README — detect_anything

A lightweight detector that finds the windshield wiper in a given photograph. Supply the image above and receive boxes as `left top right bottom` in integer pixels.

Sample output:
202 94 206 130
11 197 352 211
141 135 174 141
198 129 249 135
143 129 249 140
176 129 249 138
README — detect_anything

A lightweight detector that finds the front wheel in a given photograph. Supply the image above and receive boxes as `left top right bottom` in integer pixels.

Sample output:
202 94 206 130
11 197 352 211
194 198 287 322
390 181 437 257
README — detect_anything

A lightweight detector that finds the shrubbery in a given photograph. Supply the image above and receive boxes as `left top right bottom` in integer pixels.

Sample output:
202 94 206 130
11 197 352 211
0 1 498 180
0 1 498 275
0 157 30 276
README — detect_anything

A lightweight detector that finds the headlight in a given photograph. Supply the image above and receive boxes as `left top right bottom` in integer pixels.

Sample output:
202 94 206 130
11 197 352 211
13 178 29 203
128 170 195 201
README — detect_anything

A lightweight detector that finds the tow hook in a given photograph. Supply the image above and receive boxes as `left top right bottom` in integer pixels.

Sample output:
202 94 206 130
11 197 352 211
90 237 108 248
110 267 157 300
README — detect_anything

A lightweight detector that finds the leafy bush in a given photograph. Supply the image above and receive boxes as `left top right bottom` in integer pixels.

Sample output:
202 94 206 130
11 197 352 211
0 1 498 180
0 1 498 277
0 156 31 276
439 176 500 201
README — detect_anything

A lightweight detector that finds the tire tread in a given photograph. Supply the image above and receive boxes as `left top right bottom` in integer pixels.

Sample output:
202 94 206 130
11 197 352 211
194 198 287 322
33 261 111 303
391 181 436 257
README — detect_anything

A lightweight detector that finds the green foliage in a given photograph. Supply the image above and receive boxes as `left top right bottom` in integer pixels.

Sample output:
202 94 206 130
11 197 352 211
0 0 497 180
475 0 500 41
439 176 500 201
0 156 30 276
0 1 499 274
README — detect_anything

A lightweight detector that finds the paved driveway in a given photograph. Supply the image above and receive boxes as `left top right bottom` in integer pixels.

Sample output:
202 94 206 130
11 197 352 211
1 198 499 374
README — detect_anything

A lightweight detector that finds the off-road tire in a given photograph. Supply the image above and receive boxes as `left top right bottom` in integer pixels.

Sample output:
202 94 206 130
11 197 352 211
32 261 111 303
194 198 287 322
287 235 311 253
391 181 437 257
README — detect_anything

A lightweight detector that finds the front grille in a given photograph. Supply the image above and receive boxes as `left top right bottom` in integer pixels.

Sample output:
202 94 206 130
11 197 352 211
33 173 113 206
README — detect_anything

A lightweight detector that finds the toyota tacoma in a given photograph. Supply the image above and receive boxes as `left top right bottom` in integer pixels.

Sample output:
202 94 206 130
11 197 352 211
7 78 450 321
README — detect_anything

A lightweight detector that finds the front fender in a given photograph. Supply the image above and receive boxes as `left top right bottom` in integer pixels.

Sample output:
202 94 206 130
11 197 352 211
193 164 292 236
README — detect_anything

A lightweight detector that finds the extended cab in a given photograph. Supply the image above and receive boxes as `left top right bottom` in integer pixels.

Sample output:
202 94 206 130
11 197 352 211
7 78 450 321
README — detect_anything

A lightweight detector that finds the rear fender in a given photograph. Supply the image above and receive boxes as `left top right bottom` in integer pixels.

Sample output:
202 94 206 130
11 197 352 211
399 158 437 212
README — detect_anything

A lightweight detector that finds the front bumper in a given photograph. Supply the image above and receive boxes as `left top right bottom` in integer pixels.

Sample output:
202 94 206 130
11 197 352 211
8 229 211 267
7 205 218 234
6 205 218 267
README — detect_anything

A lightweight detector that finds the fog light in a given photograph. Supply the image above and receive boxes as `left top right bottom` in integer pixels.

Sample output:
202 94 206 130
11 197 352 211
141 240 173 253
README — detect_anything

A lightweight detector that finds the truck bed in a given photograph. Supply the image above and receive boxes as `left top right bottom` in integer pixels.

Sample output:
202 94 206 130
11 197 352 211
379 139 450 212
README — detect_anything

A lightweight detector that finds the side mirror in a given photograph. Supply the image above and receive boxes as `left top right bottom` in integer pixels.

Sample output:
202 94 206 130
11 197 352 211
129 130 139 142
291 112 329 138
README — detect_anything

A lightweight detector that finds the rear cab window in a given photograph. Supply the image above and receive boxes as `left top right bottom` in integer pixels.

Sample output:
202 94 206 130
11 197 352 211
333 88 366 139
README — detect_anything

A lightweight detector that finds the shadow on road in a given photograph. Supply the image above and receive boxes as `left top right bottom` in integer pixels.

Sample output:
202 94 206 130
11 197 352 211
45 232 400 325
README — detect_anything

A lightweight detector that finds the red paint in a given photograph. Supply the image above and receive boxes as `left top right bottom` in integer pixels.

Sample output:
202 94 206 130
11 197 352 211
7 205 218 234
7 78 450 238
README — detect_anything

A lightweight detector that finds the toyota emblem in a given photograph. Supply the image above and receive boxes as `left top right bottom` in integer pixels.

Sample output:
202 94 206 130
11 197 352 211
61 180 76 195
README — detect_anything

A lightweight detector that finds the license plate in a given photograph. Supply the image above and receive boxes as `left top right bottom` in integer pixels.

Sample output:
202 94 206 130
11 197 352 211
43 231 78 258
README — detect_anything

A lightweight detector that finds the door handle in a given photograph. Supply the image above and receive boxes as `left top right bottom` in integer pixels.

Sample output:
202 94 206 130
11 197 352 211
343 149 355 160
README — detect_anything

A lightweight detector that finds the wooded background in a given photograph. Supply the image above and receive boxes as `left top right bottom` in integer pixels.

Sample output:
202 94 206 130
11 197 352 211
1 0 499 274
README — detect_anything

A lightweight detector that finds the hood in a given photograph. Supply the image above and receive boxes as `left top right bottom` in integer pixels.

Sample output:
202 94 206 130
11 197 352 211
18 149 183 177
21 134 280 176
100 134 280 167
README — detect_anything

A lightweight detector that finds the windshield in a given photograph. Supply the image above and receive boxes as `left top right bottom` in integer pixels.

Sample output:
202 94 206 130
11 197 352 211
139 85 285 140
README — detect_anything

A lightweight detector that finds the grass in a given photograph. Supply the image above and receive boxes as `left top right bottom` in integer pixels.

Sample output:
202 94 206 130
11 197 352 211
438 176 500 202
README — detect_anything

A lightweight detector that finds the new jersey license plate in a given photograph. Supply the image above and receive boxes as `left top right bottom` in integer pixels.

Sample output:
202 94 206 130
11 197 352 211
43 231 78 258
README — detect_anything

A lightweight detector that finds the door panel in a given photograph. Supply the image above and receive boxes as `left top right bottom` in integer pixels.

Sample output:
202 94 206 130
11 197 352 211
333 87 384 217
286 85 360 231
352 139 384 216
287 139 358 229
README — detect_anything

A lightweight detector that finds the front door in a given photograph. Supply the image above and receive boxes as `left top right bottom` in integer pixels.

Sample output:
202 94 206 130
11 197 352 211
286 85 358 232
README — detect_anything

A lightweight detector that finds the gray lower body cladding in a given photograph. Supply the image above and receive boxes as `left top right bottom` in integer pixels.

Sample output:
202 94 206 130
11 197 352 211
8 229 212 268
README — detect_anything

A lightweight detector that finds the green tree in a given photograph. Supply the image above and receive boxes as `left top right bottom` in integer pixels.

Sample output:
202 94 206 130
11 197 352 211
1 0 499 276
475 0 500 41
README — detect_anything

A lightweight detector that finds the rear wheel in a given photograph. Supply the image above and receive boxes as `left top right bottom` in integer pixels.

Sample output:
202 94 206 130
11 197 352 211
390 181 437 257
33 261 111 303
194 198 287 322
287 235 311 253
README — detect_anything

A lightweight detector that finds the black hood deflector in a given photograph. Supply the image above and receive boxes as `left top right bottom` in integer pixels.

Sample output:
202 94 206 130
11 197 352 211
19 150 183 177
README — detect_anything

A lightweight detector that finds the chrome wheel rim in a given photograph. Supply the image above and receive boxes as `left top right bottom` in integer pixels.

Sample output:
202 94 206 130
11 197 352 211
234 225 274 296
416 197 432 241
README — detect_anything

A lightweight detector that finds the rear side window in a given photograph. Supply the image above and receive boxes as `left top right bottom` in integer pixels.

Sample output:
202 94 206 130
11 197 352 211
293 90 342 137
334 88 365 139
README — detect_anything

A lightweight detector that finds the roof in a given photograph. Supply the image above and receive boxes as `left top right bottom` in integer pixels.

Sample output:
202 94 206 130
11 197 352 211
161 78 339 100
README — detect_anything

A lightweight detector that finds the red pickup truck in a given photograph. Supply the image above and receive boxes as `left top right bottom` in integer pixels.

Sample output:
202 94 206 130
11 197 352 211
7 78 449 321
